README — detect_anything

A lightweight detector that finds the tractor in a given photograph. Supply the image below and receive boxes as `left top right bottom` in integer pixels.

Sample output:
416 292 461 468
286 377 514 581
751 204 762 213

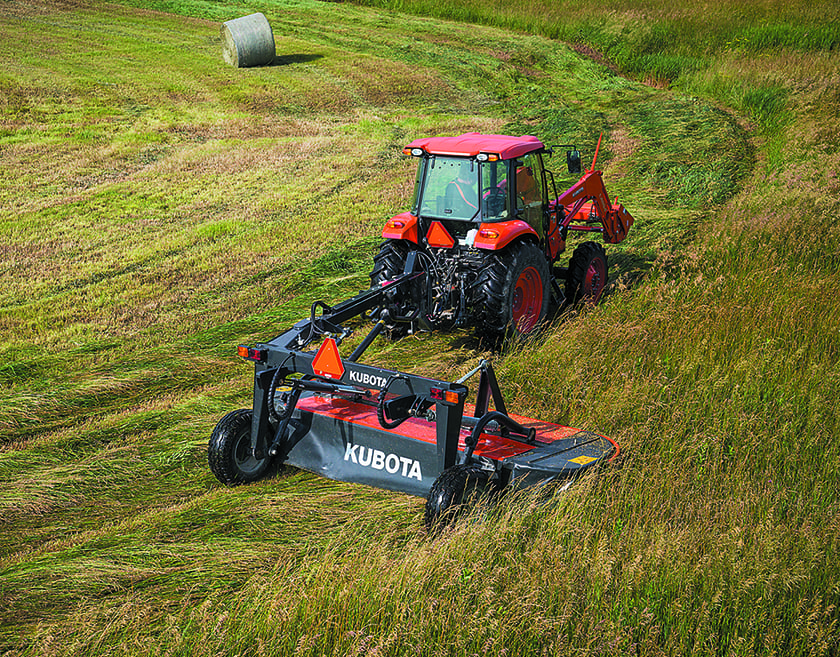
370 132 634 337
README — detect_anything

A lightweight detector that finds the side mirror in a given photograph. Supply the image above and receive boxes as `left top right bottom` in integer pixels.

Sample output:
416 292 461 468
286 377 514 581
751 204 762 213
566 149 581 174
551 144 581 174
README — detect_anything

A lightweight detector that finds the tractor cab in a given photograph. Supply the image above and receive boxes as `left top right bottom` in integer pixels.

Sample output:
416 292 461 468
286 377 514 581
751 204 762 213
401 133 552 244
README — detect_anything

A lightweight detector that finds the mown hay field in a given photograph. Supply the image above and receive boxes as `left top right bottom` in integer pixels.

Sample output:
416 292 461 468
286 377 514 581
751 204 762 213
1 0 838 654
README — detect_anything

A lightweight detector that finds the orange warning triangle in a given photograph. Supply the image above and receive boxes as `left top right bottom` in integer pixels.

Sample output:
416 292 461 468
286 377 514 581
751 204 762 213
312 337 345 380
426 221 455 249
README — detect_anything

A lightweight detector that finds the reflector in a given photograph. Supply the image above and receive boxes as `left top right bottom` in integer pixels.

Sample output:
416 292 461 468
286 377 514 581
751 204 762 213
312 338 345 380
237 345 266 361
426 221 455 249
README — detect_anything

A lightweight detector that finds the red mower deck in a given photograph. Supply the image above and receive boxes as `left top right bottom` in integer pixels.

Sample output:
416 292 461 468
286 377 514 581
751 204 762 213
280 393 619 498
208 280 620 527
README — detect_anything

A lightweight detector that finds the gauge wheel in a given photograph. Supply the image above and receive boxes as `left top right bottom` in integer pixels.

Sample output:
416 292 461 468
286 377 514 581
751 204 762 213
208 409 271 485
425 463 493 531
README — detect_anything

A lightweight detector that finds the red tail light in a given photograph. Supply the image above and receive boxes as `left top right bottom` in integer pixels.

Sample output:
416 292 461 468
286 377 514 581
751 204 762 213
430 387 462 404
238 345 267 362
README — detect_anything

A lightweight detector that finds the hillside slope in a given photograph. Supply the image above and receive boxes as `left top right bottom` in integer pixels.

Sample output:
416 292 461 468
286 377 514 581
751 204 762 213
1 0 837 654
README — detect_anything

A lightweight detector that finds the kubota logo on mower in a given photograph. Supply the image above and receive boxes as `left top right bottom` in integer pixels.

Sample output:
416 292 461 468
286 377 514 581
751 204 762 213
344 442 423 481
347 370 388 389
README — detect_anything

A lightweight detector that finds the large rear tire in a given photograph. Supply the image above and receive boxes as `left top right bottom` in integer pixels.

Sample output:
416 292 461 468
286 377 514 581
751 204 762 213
369 239 413 338
208 409 271 485
424 463 493 531
472 241 550 338
566 241 608 306
370 239 410 286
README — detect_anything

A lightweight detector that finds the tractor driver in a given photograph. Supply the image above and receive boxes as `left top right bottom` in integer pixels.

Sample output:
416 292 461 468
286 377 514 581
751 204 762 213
444 160 479 218
516 165 538 206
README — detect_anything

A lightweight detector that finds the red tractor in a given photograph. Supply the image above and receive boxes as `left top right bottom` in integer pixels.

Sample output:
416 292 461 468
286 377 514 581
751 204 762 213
370 132 634 337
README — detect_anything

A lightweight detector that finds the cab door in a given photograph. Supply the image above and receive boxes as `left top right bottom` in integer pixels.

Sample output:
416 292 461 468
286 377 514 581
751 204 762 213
514 152 548 238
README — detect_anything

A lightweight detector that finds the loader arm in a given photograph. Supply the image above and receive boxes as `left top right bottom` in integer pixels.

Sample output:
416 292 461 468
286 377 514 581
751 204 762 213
551 169 634 244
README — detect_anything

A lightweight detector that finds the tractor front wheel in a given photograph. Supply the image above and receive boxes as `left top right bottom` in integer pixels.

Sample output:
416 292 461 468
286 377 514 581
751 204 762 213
208 409 271 485
473 241 550 338
566 241 608 306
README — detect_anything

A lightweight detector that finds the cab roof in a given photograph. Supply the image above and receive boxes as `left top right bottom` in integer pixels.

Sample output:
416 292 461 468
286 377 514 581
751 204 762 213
405 132 545 160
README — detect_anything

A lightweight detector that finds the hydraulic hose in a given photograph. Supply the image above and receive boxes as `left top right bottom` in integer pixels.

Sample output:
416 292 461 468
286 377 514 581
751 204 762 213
462 410 536 464
376 374 410 430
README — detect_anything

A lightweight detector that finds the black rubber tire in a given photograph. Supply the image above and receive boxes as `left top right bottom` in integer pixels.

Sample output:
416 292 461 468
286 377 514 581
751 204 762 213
370 239 410 286
472 241 550 338
424 463 492 530
208 409 271 486
566 241 608 306
369 239 413 338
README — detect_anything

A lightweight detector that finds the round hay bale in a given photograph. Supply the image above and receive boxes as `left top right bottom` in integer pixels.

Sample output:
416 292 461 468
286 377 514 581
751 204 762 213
221 13 275 68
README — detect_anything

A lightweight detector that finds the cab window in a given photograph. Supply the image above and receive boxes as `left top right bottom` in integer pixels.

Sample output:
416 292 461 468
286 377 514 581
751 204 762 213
480 160 509 220
417 157 479 220
516 153 546 232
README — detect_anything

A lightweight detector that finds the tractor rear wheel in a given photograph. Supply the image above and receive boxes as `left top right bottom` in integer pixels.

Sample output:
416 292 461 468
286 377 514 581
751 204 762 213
369 239 413 338
208 409 271 485
425 463 493 531
473 241 550 337
566 241 608 305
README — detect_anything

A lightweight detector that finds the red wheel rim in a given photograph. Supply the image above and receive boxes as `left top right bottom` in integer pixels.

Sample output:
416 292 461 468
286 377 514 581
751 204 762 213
511 266 543 333
582 257 607 303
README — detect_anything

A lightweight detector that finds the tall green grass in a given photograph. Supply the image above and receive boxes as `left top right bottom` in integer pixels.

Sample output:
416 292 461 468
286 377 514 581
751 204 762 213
351 0 839 138
1 0 839 654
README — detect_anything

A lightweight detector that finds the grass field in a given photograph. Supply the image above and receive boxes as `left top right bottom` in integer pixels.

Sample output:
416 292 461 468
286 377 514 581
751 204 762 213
1 0 839 654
